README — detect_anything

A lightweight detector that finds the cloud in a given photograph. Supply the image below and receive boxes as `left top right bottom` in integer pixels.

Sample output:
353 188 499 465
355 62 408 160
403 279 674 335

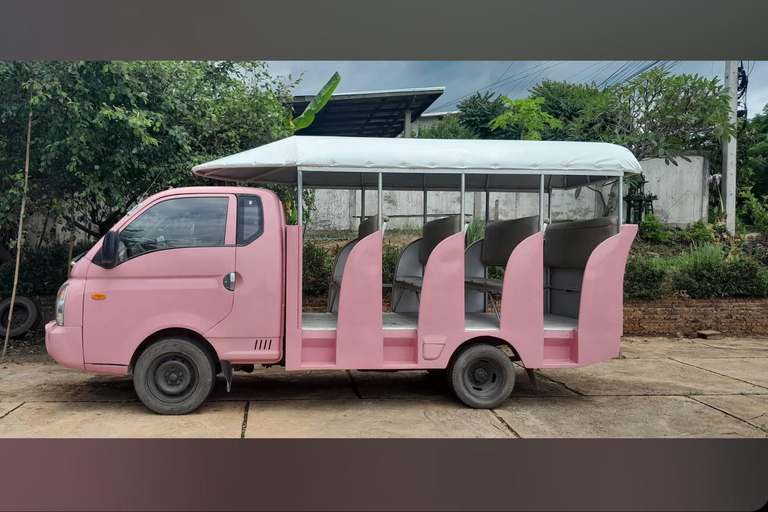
266 61 768 117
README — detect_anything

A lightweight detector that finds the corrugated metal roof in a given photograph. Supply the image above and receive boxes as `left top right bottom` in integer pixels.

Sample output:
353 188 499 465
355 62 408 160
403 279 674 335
290 87 445 138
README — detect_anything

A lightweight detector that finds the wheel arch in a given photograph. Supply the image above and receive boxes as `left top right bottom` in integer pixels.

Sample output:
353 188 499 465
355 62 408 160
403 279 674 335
446 335 520 369
128 327 219 373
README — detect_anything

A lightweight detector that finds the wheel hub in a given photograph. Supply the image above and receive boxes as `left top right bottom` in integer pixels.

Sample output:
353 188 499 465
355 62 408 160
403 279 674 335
154 359 192 396
473 367 489 384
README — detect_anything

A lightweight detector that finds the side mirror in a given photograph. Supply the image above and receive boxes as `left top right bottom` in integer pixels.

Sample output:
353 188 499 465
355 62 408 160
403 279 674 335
100 231 120 268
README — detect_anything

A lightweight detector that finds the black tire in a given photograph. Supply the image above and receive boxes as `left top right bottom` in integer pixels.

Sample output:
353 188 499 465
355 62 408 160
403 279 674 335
0 296 39 338
133 337 216 415
449 343 515 409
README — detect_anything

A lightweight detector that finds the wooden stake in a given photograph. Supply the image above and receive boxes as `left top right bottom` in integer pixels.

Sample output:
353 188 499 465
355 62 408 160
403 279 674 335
2 97 33 362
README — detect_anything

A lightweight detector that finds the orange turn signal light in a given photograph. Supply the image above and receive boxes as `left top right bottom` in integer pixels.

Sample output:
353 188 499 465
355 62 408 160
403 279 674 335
91 293 107 300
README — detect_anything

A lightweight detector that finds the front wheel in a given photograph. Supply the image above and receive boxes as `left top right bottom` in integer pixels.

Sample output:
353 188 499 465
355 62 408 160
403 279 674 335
133 337 216 415
449 343 515 409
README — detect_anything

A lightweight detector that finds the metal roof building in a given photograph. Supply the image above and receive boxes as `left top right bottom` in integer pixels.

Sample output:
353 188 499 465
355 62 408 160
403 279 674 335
290 87 444 138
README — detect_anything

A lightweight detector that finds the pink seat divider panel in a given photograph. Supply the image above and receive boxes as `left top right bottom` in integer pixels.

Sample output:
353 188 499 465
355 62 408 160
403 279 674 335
500 231 544 367
284 226 304 370
418 232 465 361
336 231 384 368
577 223 638 366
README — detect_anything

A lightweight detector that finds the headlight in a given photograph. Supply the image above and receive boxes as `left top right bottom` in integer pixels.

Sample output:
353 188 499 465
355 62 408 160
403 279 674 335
55 283 69 326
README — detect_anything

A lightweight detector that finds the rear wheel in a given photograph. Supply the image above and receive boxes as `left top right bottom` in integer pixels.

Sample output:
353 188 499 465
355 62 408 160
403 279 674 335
449 343 515 409
133 337 216 415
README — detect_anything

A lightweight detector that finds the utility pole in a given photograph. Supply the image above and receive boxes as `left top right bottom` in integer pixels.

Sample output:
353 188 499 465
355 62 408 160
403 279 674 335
722 60 739 234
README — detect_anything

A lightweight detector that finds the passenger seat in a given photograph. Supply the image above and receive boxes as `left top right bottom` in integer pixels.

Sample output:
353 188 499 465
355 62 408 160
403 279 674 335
464 215 539 318
393 215 462 296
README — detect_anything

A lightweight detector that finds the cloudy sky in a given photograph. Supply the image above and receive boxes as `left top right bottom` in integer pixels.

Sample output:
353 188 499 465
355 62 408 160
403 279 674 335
267 61 767 118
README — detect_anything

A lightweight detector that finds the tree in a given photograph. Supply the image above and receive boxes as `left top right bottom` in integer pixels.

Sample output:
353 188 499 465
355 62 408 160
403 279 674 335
0 61 297 249
456 92 517 139
529 80 604 140
413 114 476 139
490 97 563 140
571 67 735 162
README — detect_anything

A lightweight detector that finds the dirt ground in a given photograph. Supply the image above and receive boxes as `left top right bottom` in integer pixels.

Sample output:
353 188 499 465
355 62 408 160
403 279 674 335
1 335 766 438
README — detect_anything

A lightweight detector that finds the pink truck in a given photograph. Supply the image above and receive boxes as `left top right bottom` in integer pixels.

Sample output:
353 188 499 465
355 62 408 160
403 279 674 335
46 136 640 414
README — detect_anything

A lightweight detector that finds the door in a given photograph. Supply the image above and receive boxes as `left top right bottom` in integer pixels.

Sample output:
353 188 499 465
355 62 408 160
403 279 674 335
204 193 285 363
83 194 237 366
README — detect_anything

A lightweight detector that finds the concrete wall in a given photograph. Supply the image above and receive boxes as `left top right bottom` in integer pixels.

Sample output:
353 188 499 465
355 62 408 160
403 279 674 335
307 154 710 232
639 154 709 228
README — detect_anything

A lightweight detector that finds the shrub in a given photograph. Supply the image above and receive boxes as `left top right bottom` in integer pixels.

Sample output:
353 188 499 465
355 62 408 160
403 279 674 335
638 214 672 243
488 266 505 281
302 241 333 296
382 243 401 284
675 220 714 244
624 257 669 300
672 257 768 299
0 242 93 299
739 191 768 234
465 219 485 247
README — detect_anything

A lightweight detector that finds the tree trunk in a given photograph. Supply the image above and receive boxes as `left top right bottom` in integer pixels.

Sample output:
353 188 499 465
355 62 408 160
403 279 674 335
2 100 33 362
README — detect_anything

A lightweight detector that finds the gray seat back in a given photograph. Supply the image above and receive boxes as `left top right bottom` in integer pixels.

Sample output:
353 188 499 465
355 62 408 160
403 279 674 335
418 215 461 265
544 217 619 269
543 216 619 319
358 214 389 238
481 215 540 267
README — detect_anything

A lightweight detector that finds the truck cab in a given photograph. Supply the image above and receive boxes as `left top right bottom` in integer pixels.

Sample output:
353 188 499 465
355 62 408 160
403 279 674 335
47 187 286 412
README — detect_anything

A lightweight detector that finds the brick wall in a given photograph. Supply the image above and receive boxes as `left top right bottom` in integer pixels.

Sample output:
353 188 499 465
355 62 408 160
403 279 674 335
624 298 768 336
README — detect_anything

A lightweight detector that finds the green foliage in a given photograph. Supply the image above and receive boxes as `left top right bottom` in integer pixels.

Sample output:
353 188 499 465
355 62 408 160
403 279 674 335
490 97 563 140
529 80 604 140
571 67 736 162
488 266 505 281
302 241 333 296
0 242 91 298
456 92 516 139
738 191 768 234
465 219 485 247
624 257 669 300
0 61 297 242
414 115 477 140
638 214 672 243
674 220 715 244
291 72 340 130
708 106 768 197
672 257 768 299
382 243 400 284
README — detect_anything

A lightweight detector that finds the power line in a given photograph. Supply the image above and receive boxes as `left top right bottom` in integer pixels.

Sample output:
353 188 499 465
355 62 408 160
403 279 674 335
506 61 566 98
429 61 555 111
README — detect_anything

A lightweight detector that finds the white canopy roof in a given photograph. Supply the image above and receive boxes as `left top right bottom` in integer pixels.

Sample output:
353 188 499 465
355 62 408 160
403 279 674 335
192 136 641 192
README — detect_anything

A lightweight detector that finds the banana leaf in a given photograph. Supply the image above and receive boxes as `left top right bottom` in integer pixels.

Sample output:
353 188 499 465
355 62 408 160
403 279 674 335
291 72 341 130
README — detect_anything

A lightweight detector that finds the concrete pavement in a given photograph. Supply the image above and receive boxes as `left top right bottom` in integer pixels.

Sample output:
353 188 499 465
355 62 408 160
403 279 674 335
1 336 766 438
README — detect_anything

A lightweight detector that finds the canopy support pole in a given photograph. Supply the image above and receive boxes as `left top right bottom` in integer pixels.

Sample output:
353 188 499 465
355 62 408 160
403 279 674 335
484 175 490 223
378 172 383 230
547 177 552 225
539 174 545 231
297 170 303 227
361 180 366 221
617 177 623 226
422 175 428 227
460 173 466 231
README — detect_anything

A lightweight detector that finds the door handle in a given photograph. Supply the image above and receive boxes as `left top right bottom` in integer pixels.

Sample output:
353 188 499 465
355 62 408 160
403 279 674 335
223 272 236 291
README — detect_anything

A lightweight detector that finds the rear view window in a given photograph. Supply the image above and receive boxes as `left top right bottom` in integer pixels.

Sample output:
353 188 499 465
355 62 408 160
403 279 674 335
237 195 264 245
120 197 229 260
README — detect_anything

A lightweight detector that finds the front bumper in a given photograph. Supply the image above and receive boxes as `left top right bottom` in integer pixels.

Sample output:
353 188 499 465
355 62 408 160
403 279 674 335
45 321 85 371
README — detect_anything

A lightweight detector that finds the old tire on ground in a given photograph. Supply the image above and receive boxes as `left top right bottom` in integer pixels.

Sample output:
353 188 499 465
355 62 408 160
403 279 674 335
449 343 515 409
0 296 39 338
133 337 216 415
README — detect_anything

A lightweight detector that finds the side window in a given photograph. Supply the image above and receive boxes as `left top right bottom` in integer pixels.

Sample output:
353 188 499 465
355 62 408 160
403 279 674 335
119 197 229 261
237 195 264 245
